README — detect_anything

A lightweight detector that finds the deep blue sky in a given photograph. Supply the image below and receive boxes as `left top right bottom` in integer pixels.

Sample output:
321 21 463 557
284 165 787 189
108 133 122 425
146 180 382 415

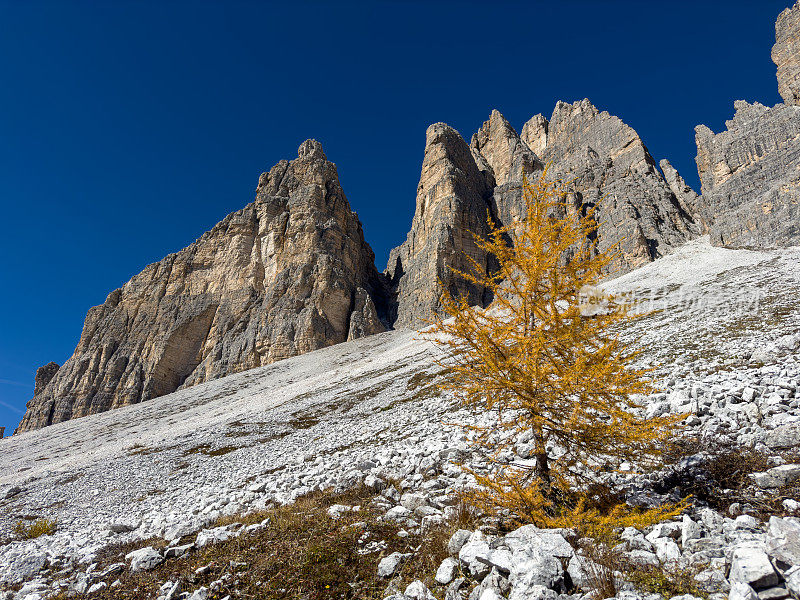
0 0 788 433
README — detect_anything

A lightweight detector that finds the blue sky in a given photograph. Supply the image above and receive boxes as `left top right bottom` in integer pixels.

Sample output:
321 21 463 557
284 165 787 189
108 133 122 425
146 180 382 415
0 0 788 433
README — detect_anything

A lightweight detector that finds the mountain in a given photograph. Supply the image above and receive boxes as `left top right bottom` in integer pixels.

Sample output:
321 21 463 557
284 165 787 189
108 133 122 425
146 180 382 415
19 0 800 431
387 103 701 328
16 140 386 432
2 237 799 596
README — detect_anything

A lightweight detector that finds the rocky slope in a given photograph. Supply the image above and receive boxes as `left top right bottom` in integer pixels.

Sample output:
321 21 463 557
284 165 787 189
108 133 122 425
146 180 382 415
19 0 800 432
694 0 800 249
16 140 386 433
2 238 800 600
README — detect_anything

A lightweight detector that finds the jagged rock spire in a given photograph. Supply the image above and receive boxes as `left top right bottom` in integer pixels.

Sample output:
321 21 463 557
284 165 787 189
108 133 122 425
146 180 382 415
385 123 495 329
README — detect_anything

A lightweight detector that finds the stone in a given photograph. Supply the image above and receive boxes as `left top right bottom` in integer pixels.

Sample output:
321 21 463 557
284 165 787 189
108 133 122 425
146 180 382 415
730 583 760 600
752 464 800 488
459 531 493 578
773 1 800 106
628 549 660 568
502 526 573 559
195 526 233 548
766 516 800 569
729 546 780 589
479 589 504 600
17 140 387 432
682 515 702 547
186 588 209 600
108 520 139 534
87 582 106 594
653 537 682 562
757 587 791 600
404 580 436 600
508 546 563 592
400 493 427 511
3 486 22 499
0 550 47 584
164 544 193 559
477 548 514 575
385 123 494 329
787 567 800 597
765 424 800 450
385 506 412 520
435 557 460 585
508 585 557 600
125 546 163 572
378 552 410 578
448 529 473 555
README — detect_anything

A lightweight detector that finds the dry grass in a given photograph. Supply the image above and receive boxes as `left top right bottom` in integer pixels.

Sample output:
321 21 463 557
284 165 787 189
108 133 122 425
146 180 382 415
72 485 478 600
660 436 800 517
182 444 238 457
580 543 709 600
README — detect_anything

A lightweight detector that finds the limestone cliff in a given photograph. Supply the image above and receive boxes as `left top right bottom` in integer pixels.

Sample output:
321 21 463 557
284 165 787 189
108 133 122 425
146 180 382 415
385 124 495 329
526 100 699 270
773 0 800 107
17 140 385 432
695 101 800 248
693 1 800 249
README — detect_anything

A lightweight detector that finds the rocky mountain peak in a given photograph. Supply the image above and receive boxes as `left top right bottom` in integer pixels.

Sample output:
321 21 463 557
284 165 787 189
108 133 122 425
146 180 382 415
520 113 548 157
16 142 386 432
470 109 537 187
298 138 326 160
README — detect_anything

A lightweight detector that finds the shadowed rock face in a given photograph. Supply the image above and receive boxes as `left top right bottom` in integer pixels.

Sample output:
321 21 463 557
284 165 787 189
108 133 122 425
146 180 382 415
17 140 386 432
385 123 495 329
532 100 699 271
773 1 800 107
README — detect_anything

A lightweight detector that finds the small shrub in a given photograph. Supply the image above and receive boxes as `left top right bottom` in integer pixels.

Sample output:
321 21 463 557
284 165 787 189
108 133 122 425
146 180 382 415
13 518 57 539
626 563 709 599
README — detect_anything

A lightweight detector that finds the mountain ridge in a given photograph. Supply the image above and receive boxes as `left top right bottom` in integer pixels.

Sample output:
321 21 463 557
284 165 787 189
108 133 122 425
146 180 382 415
16 0 800 432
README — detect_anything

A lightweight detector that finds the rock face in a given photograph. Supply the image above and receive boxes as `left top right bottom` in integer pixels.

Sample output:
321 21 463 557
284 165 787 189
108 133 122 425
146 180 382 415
773 1 800 107
387 103 699 329
695 101 800 248
33 362 60 397
530 100 699 270
691 2 800 249
16 140 386 432
385 123 495 329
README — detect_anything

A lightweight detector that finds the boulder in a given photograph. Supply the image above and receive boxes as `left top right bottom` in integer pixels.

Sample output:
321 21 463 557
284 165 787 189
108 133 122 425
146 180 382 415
125 546 163 573
729 546 780 589
435 557 460 585
378 552 411 578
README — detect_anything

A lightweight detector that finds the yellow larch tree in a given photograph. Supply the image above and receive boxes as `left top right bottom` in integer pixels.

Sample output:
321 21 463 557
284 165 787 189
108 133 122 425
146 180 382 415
432 170 685 530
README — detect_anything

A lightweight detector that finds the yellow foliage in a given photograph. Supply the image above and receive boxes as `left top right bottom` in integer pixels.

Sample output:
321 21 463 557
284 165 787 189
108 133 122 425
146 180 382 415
13 518 57 539
432 169 685 531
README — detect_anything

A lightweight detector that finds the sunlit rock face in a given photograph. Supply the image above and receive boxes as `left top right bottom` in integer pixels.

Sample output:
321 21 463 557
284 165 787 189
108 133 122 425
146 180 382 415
17 140 386 432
